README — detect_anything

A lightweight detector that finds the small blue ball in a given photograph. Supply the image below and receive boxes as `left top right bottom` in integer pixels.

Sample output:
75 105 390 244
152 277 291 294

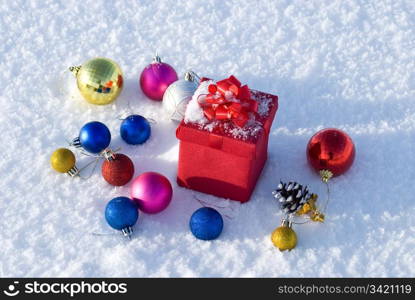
189 207 223 240
79 121 111 153
105 197 139 230
120 115 151 145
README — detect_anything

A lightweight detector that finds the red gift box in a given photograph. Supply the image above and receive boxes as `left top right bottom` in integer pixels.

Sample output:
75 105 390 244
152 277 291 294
176 77 278 203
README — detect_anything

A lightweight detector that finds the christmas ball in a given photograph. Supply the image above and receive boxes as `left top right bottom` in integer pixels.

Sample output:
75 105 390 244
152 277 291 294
101 153 134 186
271 224 297 251
307 128 355 177
162 72 198 121
189 207 223 241
120 115 151 145
105 197 138 236
139 55 178 101
79 121 111 154
50 148 76 173
130 172 172 214
70 57 123 105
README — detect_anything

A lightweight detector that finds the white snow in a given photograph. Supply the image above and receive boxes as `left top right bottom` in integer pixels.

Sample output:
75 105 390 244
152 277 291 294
0 0 414 277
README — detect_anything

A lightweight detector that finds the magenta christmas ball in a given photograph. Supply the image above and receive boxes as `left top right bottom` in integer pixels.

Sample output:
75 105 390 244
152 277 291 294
139 54 178 101
130 172 173 214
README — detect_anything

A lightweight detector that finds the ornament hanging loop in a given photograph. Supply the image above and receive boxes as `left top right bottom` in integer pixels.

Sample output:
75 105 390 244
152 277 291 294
69 65 81 76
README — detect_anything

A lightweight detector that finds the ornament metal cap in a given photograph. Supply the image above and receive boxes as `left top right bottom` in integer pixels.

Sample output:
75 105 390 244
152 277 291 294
69 65 81 76
70 137 82 148
152 53 162 63
121 226 133 240
100 149 116 161
319 169 333 183
280 218 293 228
184 71 200 82
67 165 80 177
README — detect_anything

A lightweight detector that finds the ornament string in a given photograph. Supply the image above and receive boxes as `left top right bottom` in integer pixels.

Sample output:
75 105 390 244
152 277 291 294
147 118 157 124
60 137 101 179
91 232 119 237
194 196 229 209
76 157 100 180
116 100 136 120
194 196 234 219
290 217 312 225
322 180 331 213
65 142 122 179
79 147 122 158
116 101 157 124
90 231 134 242
286 211 313 225
319 169 333 215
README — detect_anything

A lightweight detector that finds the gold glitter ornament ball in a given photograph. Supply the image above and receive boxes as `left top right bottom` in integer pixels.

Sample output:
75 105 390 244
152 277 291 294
50 148 76 173
271 224 297 251
70 58 123 105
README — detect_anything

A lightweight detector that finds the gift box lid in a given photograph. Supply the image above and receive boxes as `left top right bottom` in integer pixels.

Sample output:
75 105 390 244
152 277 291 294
176 90 278 158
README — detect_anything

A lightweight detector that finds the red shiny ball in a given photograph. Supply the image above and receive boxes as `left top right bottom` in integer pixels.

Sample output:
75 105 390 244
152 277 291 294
306 128 355 177
101 154 135 186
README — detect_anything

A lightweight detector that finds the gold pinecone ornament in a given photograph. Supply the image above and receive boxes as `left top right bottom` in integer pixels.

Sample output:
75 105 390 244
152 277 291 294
271 219 297 251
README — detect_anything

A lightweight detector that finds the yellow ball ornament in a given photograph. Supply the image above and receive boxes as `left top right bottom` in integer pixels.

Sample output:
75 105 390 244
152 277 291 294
271 220 297 251
50 148 79 176
70 58 123 105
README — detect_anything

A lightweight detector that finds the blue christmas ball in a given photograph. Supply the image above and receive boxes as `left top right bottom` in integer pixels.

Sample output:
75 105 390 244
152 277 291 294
120 115 151 145
79 121 111 153
105 197 139 230
189 207 223 240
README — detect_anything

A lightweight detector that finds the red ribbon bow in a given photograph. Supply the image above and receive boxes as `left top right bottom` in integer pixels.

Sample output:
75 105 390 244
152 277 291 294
199 75 258 127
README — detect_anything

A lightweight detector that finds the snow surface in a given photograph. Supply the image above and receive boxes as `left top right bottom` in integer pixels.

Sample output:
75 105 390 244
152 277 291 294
1 0 414 277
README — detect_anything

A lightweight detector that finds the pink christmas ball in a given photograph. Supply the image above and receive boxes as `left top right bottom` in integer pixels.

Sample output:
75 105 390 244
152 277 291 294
130 172 173 214
139 56 178 101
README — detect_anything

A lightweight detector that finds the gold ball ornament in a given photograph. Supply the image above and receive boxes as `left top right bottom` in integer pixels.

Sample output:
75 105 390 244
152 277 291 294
50 148 79 176
271 221 297 251
70 58 123 105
